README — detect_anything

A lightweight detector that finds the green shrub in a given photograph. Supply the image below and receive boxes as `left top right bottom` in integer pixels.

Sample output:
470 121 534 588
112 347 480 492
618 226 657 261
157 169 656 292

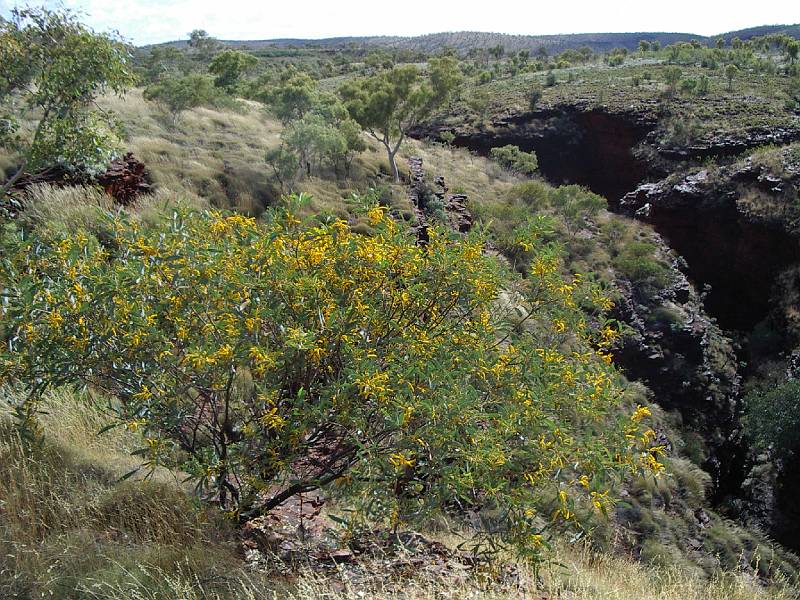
646 306 686 330
440 130 456 146
143 74 220 123
507 180 551 210
208 49 258 91
680 78 698 95
548 185 607 233
613 241 672 289
528 86 543 110
744 377 800 459
697 74 711 96
490 144 539 176
0 194 660 558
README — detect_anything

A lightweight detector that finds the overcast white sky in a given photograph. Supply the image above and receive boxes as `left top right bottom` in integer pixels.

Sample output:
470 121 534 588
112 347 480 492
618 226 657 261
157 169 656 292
0 0 798 45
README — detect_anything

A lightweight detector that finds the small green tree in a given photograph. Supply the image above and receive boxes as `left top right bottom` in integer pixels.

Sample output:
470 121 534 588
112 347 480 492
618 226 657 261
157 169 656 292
262 68 317 124
725 63 739 91
466 87 491 120
488 44 505 62
142 46 191 83
664 66 682 96
143 74 217 123
680 78 698 95
786 76 800 110
490 144 538 176
340 65 455 182
667 45 681 63
528 86 543 111
283 113 357 178
265 145 299 191
364 51 394 73
208 49 258 91
427 55 464 105
639 40 651 54
787 40 799 65
0 7 135 193
266 91 366 184
188 29 219 60
697 74 711 96
313 94 367 177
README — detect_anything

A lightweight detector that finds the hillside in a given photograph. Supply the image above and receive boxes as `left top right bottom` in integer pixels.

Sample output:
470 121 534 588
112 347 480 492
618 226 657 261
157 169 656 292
3 95 799 597
158 24 800 54
213 31 699 54
3 7 800 599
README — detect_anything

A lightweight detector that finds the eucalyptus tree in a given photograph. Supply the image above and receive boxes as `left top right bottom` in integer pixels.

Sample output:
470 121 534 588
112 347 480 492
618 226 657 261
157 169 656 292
0 7 135 193
725 63 739 91
340 65 458 182
787 40 799 66
209 49 258 91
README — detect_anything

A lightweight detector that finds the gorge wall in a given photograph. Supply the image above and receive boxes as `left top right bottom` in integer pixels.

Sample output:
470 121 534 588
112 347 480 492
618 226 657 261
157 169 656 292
414 106 800 547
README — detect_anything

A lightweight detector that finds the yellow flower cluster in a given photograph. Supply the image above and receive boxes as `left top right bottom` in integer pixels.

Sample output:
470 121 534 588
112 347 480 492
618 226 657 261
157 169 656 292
0 199 662 556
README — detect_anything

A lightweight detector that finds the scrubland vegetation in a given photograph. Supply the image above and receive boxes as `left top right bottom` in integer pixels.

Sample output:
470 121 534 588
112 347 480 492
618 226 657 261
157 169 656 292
2 5 800 599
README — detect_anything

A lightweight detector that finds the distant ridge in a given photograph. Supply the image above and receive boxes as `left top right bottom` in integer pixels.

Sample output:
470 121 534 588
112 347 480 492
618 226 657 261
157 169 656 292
153 24 800 53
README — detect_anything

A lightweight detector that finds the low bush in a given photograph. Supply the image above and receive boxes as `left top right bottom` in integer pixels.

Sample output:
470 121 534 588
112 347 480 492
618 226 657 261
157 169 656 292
0 193 661 558
613 241 672 290
744 376 800 459
490 145 539 176
144 74 229 123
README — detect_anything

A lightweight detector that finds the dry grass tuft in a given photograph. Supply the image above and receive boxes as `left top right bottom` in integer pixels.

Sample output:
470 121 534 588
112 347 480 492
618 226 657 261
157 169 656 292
2 387 796 599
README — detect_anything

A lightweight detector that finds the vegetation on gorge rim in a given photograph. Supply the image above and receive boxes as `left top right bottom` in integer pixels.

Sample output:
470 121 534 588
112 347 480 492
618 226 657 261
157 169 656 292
2 5 800 598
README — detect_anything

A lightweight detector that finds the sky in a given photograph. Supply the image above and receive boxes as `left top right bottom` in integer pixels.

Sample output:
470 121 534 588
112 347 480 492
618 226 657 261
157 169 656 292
0 0 798 46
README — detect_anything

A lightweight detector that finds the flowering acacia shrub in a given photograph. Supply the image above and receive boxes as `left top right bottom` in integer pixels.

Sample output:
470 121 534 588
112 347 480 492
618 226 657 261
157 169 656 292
0 196 662 556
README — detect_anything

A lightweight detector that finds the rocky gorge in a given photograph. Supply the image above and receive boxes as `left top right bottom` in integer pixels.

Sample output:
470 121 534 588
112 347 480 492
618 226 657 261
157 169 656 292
412 100 800 551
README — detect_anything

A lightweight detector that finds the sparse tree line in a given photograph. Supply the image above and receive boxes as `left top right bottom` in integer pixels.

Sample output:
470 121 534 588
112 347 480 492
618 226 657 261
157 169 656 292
136 25 800 168
0 9 463 192
645 34 799 100
2 6 800 196
142 37 465 186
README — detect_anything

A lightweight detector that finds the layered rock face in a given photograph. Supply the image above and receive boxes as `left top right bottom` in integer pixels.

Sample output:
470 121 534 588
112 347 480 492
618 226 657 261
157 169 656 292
609 235 743 497
406 156 474 239
620 150 800 544
622 179 800 330
620 151 800 339
413 107 654 200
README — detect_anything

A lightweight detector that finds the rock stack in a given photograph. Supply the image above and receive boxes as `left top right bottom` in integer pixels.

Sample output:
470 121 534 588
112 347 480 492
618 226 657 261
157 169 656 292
97 153 152 205
3 152 152 208
406 156 473 241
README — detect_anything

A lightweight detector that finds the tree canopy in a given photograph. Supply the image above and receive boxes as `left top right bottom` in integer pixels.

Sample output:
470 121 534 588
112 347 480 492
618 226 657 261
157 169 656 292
143 74 218 122
0 7 135 192
340 65 458 181
209 49 258 91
